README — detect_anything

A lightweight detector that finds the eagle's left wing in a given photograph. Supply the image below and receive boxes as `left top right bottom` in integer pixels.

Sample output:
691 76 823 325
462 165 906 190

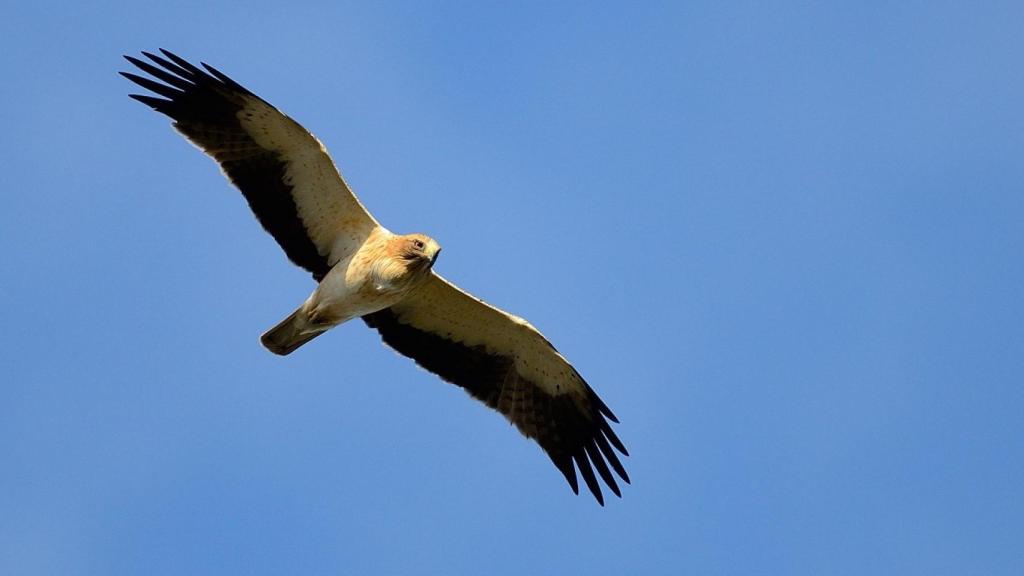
121 50 379 281
362 273 629 504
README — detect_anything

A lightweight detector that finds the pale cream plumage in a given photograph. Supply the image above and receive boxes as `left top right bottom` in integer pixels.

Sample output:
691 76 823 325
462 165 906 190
123 49 629 504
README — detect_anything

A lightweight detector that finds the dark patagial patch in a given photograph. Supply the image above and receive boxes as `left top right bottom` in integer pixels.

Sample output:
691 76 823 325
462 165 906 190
363 307 629 505
121 49 331 281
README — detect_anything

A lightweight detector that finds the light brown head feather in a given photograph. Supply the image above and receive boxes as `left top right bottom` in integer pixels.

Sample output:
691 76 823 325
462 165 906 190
373 233 442 289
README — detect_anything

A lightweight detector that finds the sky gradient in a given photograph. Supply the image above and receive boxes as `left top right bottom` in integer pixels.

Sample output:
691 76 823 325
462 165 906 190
2 2 1022 574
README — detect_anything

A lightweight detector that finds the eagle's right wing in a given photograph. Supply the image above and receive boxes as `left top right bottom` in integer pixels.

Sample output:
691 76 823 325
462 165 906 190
363 273 629 505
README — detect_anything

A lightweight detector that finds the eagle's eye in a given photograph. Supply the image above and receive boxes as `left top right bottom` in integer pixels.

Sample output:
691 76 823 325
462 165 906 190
413 239 425 250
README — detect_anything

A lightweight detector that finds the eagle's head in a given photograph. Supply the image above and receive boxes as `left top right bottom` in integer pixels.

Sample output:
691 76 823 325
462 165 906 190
376 233 442 290
397 233 442 271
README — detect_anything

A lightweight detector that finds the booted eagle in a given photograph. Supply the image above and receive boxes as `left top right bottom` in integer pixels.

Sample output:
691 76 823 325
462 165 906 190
122 50 629 504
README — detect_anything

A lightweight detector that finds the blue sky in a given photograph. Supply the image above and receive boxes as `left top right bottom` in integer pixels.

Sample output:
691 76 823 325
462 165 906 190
2 1 1022 574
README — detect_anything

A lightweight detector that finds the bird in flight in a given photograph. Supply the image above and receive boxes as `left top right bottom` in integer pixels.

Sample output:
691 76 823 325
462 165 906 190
121 49 629 504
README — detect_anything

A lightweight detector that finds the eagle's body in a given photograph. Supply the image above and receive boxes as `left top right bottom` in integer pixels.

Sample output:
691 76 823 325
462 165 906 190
263 229 441 355
122 50 629 504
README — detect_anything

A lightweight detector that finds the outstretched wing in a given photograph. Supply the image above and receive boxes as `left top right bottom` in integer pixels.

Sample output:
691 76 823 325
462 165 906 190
362 273 629 505
121 49 378 281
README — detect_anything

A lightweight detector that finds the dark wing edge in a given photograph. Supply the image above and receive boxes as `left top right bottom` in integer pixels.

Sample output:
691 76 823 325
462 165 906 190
362 308 630 505
120 49 332 280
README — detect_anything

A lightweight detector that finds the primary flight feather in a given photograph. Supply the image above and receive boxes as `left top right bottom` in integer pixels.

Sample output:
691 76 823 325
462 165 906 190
122 49 629 504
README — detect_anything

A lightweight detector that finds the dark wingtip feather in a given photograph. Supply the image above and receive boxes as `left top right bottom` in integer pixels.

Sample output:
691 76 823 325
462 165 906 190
141 50 196 81
550 454 579 495
120 71 184 99
159 48 205 76
599 417 629 456
574 449 604 506
589 387 620 423
124 54 195 91
585 441 621 498
595 432 631 484
201 62 226 80
127 93 173 113
201 61 228 81
201 61 254 95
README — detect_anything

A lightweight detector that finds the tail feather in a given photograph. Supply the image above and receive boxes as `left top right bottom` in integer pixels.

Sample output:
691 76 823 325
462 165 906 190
261 308 324 356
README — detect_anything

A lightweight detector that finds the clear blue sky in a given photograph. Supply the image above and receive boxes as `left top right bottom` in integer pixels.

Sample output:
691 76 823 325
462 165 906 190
2 2 1022 574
